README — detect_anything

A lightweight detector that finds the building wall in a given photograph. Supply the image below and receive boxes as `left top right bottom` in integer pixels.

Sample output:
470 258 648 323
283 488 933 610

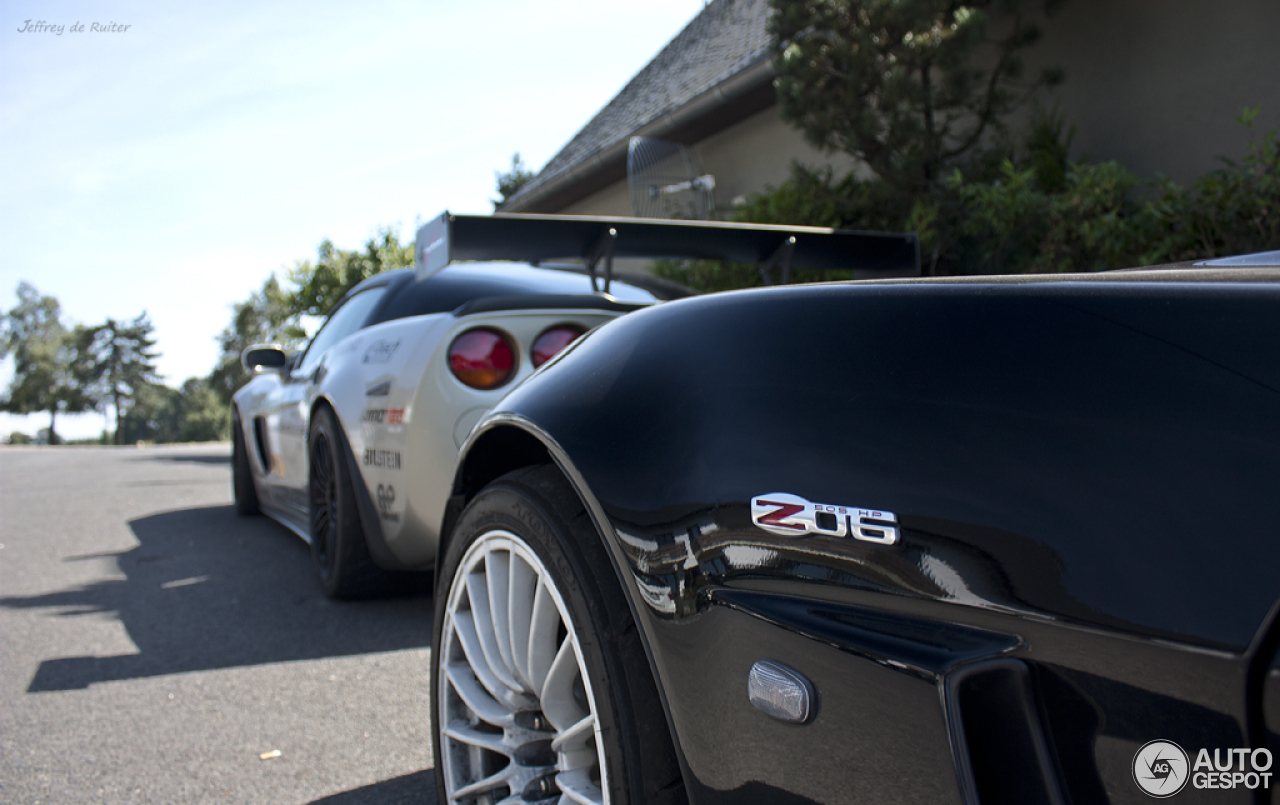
559 0 1278 217
560 107 855 217
1022 0 1280 184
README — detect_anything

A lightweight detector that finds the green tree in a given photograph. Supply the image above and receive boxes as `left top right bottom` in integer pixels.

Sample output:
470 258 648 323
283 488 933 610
288 228 414 318
493 153 534 210
79 313 161 445
110 378 227 445
208 227 412 407
771 0 1064 193
116 381 179 444
209 275 303 407
1146 107 1280 262
0 283 94 444
172 378 230 442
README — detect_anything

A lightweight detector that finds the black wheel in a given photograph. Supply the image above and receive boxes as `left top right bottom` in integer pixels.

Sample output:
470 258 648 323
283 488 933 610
231 409 260 517
308 406 389 599
432 465 685 805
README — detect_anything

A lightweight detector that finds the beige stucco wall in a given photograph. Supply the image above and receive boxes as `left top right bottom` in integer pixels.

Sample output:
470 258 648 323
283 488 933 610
560 107 854 217
1023 0 1280 184
560 0 1278 217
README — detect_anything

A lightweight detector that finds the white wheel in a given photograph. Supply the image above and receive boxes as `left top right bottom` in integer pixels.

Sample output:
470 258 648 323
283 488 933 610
431 466 686 805
438 530 608 804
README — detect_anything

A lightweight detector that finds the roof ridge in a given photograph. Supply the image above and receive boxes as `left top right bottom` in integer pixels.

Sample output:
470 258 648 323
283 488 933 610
505 0 773 209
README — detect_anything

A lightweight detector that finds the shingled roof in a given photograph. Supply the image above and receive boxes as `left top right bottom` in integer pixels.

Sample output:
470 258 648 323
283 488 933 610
502 0 775 213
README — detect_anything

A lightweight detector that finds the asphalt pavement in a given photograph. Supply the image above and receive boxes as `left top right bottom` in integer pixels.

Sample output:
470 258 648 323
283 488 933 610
0 444 437 804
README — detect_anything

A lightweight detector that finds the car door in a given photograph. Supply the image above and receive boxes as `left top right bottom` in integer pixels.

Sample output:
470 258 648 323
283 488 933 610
268 285 390 519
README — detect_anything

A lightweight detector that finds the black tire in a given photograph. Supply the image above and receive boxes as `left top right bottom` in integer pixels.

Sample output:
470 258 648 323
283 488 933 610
308 406 390 599
432 465 686 805
231 409 261 517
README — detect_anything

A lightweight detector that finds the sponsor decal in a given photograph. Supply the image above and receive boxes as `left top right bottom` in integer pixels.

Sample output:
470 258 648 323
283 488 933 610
422 235 444 259
362 408 405 425
363 448 401 469
362 339 400 364
376 484 399 523
1133 740 1273 796
750 492 898 544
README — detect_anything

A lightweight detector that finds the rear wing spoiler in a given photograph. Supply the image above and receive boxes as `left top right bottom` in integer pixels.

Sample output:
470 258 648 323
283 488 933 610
415 211 920 291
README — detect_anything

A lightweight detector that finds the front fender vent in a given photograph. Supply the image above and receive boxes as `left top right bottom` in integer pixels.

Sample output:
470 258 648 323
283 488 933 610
945 659 1067 805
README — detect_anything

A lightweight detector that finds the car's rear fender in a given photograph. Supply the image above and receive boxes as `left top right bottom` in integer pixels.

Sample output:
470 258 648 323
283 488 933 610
411 309 627 561
312 312 455 570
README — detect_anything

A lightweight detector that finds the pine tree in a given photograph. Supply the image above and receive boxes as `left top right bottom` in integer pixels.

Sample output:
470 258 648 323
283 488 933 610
493 153 534 210
770 0 1065 193
80 313 161 445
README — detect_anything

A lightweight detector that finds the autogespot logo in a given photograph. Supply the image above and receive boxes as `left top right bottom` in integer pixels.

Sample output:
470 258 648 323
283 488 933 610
1133 740 1275 797
1133 740 1189 797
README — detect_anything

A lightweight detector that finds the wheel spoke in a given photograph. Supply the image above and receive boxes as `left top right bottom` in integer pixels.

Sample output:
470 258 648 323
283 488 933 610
465 571 524 694
555 769 604 805
507 552 538 690
311 506 328 536
310 437 331 486
452 766 513 801
444 662 512 728
526 581 560 694
550 713 596 753
451 611 514 706
540 637 586 732
485 543 517 684
443 721 511 757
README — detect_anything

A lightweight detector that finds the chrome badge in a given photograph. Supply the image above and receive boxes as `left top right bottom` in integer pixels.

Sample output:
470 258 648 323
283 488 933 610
750 493 899 544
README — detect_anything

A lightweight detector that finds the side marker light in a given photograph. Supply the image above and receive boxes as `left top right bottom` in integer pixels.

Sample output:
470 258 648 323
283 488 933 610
748 660 815 724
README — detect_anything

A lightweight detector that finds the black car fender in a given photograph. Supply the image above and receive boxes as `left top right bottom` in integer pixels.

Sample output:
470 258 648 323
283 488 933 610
446 277 1280 804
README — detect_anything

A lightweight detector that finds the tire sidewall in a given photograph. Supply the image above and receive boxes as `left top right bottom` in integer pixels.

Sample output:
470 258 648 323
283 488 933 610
308 406 350 596
231 409 260 516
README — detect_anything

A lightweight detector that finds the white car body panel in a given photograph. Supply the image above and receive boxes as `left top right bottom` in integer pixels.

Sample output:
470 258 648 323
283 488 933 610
233 265 654 570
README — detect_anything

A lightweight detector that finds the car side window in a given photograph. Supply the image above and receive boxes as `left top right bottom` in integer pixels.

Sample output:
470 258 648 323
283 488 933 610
295 287 387 378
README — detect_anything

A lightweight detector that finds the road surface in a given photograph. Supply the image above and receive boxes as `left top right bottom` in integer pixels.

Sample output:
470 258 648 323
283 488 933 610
0 443 437 804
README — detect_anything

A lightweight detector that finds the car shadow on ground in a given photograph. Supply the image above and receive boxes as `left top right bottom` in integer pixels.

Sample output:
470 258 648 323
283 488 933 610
1 504 433 693
132 450 230 465
307 770 436 804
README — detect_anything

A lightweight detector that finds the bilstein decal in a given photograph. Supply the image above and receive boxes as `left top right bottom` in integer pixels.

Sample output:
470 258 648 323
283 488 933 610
750 493 898 544
363 449 401 469
363 408 404 425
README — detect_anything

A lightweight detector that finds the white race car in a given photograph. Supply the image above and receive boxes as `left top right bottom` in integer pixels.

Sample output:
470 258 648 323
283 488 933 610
231 212 918 597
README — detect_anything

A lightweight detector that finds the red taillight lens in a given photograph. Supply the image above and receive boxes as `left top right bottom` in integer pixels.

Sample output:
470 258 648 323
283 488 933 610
448 328 515 389
531 325 585 368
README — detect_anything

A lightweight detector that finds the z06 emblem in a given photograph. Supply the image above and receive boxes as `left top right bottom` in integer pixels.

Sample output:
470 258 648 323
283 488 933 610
751 493 898 545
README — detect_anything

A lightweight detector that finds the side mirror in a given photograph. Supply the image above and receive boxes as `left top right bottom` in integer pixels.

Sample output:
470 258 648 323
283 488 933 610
242 345 289 373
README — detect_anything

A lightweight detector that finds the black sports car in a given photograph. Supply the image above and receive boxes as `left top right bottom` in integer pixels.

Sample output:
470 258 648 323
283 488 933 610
431 251 1280 804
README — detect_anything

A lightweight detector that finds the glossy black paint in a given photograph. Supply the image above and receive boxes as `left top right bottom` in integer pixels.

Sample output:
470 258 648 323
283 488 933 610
468 274 1280 804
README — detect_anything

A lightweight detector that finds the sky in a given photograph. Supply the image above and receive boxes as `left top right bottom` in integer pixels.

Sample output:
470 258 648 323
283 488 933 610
0 0 710 439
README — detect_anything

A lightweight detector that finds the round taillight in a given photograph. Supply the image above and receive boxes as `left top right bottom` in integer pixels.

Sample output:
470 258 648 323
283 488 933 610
448 328 515 390
531 325 585 368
